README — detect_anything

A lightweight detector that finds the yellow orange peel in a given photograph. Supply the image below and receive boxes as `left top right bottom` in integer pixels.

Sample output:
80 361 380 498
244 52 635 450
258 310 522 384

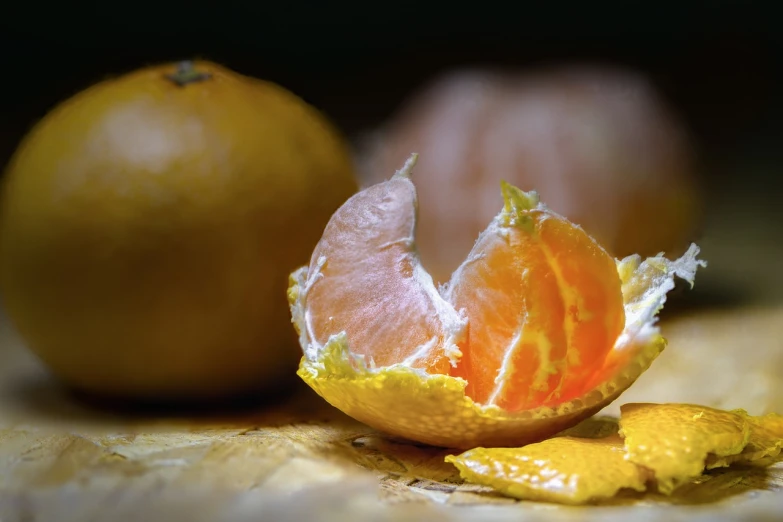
620 403 783 493
446 403 783 504
445 433 649 505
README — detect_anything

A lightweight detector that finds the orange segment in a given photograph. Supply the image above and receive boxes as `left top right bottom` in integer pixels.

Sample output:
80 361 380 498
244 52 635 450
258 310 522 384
446 433 648 504
446 209 570 410
296 156 465 373
537 218 626 402
619 403 751 494
446 184 624 411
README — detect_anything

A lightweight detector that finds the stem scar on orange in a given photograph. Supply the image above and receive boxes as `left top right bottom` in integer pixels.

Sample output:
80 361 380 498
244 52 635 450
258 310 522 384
289 154 706 449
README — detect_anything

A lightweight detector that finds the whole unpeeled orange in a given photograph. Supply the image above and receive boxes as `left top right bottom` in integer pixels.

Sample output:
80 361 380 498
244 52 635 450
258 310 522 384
0 60 358 400
358 66 704 283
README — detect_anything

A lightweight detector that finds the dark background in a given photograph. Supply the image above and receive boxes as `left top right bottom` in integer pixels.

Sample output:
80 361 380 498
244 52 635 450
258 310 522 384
1 1 781 302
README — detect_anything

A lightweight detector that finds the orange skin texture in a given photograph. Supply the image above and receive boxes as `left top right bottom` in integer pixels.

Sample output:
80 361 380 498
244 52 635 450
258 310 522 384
0 60 358 400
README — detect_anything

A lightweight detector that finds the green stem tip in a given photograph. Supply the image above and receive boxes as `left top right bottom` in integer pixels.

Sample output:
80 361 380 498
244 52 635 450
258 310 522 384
500 181 540 229
165 60 212 87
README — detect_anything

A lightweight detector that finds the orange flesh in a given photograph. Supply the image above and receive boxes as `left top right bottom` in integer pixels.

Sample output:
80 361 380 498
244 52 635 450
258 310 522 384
448 209 625 411
536 217 626 402
447 214 570 410
302 176 454 373
303 174 626 411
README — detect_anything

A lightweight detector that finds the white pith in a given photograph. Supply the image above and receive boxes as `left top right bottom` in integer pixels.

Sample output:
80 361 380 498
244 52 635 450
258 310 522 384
409 261 467 367
487 315 526 406
301 255 327 360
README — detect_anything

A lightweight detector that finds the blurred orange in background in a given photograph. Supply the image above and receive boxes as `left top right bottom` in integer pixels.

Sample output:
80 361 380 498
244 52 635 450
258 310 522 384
357 65 703 283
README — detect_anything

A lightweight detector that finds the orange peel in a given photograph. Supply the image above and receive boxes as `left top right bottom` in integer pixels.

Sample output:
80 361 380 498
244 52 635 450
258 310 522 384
620 403 783 493
446 403 783 504
445 434 649 505
289 154 706 449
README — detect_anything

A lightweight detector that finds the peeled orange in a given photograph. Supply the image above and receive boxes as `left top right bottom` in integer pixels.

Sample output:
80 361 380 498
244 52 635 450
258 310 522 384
0 60 358 400
290 154 705 449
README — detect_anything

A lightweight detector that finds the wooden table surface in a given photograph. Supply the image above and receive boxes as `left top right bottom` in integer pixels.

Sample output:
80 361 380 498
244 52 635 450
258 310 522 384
1 304 782 522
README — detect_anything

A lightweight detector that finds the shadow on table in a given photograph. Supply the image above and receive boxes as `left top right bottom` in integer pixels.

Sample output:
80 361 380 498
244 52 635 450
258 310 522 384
0 364 343 430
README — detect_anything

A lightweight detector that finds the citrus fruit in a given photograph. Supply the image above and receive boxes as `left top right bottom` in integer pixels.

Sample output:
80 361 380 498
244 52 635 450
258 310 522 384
357 66 703 282
290 154 705 449
446 403 783 504
0 60 358 400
